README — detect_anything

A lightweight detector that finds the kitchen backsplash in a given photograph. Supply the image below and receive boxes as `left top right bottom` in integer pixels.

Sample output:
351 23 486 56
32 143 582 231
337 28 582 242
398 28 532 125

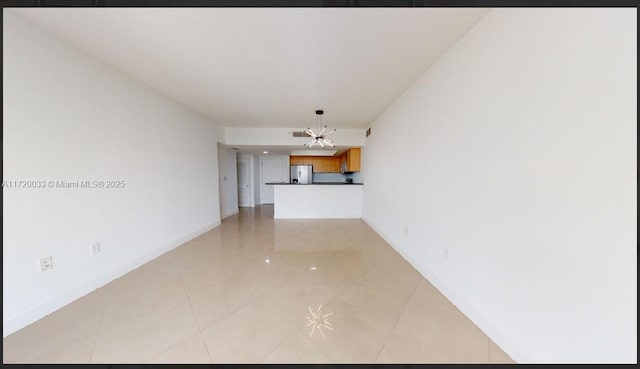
313 172 363 183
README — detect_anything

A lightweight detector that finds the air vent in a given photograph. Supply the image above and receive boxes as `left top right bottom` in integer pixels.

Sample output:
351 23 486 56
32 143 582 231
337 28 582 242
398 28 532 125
292 131 312 137
366 127 371 137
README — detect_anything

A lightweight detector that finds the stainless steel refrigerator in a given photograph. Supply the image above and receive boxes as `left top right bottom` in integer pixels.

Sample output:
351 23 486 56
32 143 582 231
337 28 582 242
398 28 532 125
290 164 313 184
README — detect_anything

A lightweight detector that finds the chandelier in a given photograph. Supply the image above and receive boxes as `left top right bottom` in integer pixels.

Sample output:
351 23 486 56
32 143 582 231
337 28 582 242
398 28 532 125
304 110 336 148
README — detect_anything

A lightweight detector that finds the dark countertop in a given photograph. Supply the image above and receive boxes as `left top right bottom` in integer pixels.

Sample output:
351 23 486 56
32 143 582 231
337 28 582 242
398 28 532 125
266 182 363 185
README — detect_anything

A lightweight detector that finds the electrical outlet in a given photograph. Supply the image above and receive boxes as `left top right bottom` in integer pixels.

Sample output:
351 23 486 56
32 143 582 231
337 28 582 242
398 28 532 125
403 227 409 236
91 242 101 256
40 257 53 271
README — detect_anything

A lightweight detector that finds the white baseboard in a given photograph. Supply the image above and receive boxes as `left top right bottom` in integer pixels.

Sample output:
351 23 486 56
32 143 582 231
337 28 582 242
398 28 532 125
2 220 221 338
221 208 239 219
361 216 535 364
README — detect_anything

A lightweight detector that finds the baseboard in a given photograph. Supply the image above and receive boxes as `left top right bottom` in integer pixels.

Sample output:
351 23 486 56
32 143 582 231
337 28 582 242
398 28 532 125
221 208 239 219
2 220 221 338
361 216 536 364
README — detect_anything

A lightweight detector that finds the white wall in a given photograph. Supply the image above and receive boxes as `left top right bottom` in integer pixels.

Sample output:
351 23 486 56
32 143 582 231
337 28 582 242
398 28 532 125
361 9 636 364
258 155 290 204
225 127 366 147
253 154 262 206
217 145 239 218
2 12 223 337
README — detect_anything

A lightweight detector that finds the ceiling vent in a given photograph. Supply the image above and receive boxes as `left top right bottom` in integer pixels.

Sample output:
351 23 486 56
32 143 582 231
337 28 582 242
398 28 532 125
292 131 312 137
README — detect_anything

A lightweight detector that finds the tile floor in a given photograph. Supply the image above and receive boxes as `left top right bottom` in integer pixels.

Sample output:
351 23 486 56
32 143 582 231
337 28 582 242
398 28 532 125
3 205 515 364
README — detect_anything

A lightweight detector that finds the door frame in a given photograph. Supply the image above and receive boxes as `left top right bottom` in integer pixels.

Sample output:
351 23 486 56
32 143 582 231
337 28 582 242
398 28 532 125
237 154 255 208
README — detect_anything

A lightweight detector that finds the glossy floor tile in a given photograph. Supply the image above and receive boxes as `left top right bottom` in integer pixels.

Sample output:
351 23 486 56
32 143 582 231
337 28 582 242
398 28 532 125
3 205 514 364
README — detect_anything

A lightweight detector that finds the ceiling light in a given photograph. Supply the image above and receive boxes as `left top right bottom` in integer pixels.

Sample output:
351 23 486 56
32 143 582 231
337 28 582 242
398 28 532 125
263 151 268 154
304 110 336 148
265 259 270 263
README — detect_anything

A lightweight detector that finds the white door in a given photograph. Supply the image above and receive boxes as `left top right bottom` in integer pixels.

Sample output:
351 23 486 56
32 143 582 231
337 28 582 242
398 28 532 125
237 158 251 207
260 157 285 204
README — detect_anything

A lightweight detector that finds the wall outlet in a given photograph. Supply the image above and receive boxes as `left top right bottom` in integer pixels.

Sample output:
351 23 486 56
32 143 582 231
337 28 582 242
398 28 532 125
91 242 101 256
40 256 53 271
403 227 409 236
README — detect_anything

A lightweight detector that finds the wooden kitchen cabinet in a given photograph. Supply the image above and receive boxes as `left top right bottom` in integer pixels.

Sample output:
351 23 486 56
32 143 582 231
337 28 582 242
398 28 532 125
289 156 309 165
289 156 340 173
321 157 340 172
310 157 322 172
342 148 361 172
290 149 359 173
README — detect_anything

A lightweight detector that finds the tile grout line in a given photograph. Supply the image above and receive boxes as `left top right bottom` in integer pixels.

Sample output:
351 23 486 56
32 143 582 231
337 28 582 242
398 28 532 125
302 262 383 364
257 279 337 363
88 303 107 363
254 327 292 363
375 341 389 363
391 281 420 328
285 313 337 364
374 281 421 362
320 248 380 308
176 267 200 328
187 273 270 335
326 251 414 324
198 331 215 364
7 301 107 363
175 265 214 363
254 292 310 363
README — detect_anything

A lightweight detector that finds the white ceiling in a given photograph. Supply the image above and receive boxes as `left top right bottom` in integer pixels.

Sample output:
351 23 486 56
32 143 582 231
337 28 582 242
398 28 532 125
13 8 488 128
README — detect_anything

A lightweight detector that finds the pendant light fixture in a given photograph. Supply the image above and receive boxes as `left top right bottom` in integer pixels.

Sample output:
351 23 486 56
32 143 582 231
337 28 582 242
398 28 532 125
304 110 336 148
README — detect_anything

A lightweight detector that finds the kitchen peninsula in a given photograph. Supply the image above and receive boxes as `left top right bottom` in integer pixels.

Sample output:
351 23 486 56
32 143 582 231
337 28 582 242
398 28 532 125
267 147 363 219
267 182 363 219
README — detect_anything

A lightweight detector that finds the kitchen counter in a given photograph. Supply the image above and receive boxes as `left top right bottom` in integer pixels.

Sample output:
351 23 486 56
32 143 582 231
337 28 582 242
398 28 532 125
266 182 363 185
269 183 362 219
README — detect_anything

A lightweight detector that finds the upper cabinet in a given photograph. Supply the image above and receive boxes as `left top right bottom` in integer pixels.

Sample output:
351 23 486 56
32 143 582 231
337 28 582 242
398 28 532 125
340 148 361 172
289 156 340 173
318 157 340 173
290 148 360 173
289 156 309 166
